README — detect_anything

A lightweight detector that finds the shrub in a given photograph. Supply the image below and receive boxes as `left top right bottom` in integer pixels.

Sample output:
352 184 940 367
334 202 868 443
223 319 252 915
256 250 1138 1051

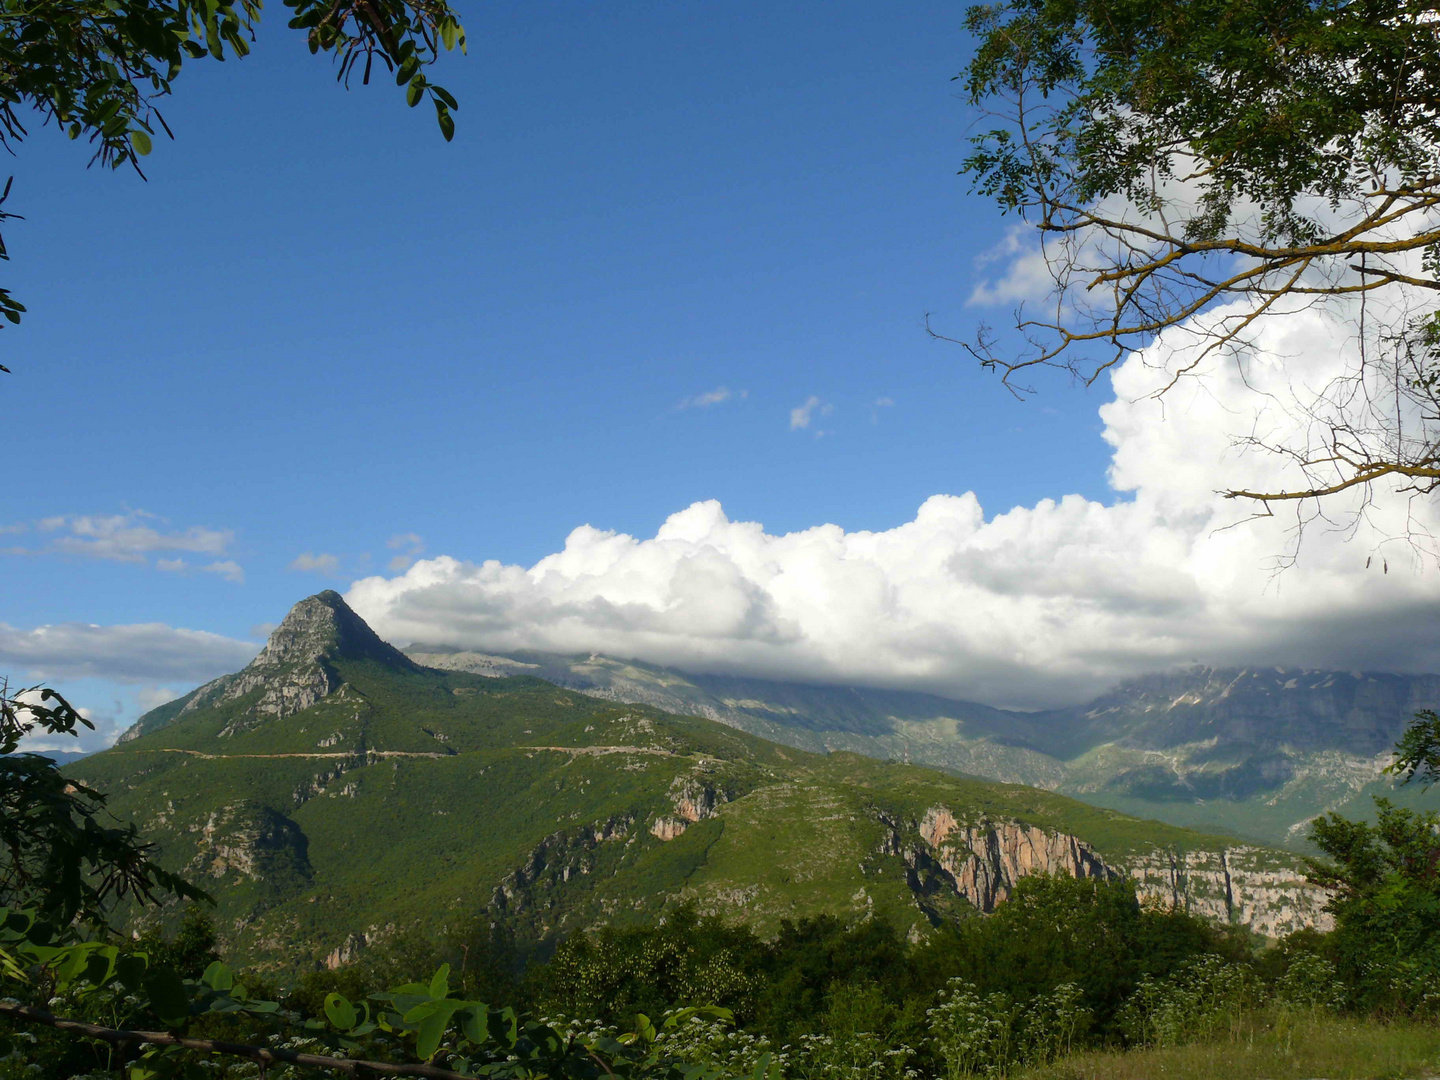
1273 951 1346 1014
1117 955 1257 1047
926 978 1089 1077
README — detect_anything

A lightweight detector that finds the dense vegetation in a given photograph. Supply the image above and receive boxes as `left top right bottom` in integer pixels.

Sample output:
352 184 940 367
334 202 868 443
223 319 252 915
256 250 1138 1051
3 609 1438 1078
2 869 1435 1079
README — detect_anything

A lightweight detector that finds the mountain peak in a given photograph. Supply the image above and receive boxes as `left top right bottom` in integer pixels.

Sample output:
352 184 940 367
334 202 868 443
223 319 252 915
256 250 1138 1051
253 591 416 673
151 593 422 731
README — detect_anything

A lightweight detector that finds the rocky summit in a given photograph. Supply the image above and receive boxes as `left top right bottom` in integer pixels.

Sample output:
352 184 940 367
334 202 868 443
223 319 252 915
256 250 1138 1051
76 593 1333 972
121 590 420 742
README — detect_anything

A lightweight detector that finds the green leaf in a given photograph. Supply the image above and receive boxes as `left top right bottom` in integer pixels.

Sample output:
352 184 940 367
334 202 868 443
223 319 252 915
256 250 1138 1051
634 1013 657 1044
324 992 357 1030
130 130 153 156
82 945 120 987
144 966 190 1027
487 1007 518 1048
201 961 233 991
414 1003 457 1061
458 1005 489 1046
115 954 148 993
428 962 450 999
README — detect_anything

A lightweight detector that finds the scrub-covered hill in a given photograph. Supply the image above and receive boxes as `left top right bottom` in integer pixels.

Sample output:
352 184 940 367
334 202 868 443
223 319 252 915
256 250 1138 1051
72 593 1330 972
405 647 1440 849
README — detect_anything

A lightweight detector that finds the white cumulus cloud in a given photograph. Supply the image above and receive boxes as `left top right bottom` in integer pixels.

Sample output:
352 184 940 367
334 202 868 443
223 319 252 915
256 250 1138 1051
348 295 1440 710
0 622 258 685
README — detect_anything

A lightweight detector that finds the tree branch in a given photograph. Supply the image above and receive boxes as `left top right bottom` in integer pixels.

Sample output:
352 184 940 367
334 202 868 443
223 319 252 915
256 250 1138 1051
0 1001 473 1080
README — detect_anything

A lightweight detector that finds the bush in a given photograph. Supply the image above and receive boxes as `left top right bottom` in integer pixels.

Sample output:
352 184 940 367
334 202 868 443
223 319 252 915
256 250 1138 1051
1273 951 1346 1014
926 978 1089 1078
1116 955 1257 1047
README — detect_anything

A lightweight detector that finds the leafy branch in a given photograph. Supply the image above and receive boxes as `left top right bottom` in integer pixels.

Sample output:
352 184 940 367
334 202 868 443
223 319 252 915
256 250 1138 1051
0 911 760 1079
953 0 1440 520
0 0 464 334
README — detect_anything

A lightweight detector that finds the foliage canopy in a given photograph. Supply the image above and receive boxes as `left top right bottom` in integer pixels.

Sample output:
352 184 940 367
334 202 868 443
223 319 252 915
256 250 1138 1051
0 680 203 928
958 0 1440 513
0 0 464 334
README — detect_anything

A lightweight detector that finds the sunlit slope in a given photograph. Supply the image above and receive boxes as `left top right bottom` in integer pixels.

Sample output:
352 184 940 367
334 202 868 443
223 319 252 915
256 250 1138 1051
410 649 1440 850
70 593 1328 971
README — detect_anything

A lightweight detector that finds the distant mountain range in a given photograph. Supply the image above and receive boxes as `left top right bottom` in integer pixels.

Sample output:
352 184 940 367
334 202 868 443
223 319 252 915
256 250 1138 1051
405 647 1440 850
68 593 1331 972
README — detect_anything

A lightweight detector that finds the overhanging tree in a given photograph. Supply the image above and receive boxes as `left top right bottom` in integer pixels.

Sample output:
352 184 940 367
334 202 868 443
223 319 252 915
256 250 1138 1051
0 679 204 928
955 0 1440 517
0 0 465 342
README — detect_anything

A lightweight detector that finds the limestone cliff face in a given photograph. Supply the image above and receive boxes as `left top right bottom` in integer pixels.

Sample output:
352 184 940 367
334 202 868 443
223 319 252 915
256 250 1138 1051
884 805 1329 936
649 775 728 840
490 815 635 920
187 801 313 888
915 808 1115 911
175 592 419 733
1116 846 1333 936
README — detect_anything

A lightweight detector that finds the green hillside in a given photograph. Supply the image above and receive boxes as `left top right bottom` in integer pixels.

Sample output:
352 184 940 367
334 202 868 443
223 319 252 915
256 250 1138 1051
407 648 1440 850
71 593 1328 972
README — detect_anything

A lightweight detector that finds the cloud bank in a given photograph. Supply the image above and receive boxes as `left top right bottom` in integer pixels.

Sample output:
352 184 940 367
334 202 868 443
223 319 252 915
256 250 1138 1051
349 299 1440 710
0 622 259 685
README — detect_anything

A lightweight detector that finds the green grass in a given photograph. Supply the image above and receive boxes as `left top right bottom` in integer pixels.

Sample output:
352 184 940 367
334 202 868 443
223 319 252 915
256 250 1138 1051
1019 1014 1440 1080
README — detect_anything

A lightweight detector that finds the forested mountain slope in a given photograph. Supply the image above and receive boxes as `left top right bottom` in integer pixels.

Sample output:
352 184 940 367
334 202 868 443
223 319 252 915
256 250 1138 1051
72 593 1329 972
406 648 1440 849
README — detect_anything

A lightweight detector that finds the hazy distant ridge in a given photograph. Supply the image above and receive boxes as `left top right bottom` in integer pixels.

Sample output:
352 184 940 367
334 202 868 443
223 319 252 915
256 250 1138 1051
406 647 1440 848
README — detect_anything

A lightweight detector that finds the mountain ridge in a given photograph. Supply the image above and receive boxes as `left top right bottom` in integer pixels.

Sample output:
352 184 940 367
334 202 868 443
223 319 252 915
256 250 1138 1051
403 647 1440 849
78 594 1333 971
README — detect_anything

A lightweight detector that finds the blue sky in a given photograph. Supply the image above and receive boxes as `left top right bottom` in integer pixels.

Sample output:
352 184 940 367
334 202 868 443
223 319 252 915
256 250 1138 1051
6 1 1436 744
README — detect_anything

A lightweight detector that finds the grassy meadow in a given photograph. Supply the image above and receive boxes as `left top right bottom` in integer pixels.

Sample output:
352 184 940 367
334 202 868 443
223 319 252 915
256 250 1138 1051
1020 1014 1440 1080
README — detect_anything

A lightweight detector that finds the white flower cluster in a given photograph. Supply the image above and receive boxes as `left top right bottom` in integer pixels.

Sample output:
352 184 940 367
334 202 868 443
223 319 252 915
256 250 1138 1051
784 1031 917 1080
1117 955 1258 1047
652 1010 782 1076
925 978 1089 1077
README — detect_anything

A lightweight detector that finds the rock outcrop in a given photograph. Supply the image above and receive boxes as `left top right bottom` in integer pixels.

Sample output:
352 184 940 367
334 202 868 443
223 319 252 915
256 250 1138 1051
490 815 635 920
917 808 1115 911
174 592 420 734
188 801 313 888
1118 845 1332 936
884 805 1330 936
650 775 728 840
